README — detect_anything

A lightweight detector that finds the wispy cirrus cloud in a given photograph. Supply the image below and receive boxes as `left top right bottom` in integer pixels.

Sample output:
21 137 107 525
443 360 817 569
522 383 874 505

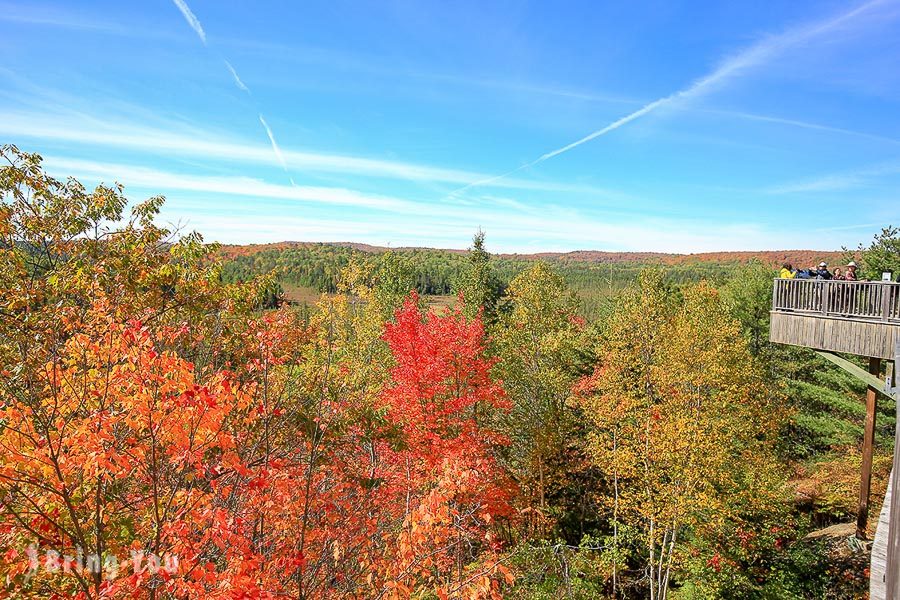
0 110 630 199
766 160 900 194
0 4 124 33
181 211 784 254
452 0 895 195
42 157 413 212
0 110 474 182
41 156 799 253
702 109 900 146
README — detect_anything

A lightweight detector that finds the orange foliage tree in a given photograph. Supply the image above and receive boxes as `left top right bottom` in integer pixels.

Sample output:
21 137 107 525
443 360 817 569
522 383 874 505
0 147 515 599
376 297 514 598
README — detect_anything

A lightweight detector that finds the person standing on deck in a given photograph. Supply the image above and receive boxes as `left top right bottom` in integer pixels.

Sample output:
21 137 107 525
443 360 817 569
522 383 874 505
845 261 859 281
814 262 833 280
779 263 796 278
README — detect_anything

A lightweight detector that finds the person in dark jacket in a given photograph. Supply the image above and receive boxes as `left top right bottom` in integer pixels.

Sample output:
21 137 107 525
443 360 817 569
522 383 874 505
814 262 833 280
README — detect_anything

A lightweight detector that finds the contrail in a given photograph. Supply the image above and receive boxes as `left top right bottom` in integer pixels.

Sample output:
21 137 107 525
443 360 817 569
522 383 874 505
449 96 670 195
224 60 250 93
450 0 890 196
711 109 900 146
169 0 297 184
171 0 206 44
259 114 294 184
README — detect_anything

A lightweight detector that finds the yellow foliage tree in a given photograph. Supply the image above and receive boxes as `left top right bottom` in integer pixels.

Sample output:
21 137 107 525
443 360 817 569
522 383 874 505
574 272 788 599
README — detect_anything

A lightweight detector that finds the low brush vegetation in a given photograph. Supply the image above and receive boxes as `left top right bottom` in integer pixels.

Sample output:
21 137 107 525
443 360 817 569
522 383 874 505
1 145 897 599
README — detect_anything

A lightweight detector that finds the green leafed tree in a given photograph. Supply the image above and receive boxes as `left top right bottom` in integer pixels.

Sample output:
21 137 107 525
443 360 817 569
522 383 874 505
720 260 777 357
845 225 900 281
492 262 593 536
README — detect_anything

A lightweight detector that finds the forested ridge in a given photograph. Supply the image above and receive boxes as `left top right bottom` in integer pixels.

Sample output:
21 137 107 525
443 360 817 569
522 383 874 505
217 242 844 320
1 145 898 599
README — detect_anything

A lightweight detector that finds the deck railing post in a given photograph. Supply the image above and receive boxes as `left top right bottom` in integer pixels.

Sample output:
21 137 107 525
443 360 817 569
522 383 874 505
822 281 830 315
772 278 779 311
883 282 891 322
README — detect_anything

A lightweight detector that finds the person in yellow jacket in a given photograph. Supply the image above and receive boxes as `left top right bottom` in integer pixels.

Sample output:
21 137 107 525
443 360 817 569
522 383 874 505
779 263 796 278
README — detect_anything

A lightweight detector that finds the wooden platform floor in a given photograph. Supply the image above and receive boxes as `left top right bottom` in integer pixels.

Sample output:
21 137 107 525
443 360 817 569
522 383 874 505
872 469 892 600
770 312 899 359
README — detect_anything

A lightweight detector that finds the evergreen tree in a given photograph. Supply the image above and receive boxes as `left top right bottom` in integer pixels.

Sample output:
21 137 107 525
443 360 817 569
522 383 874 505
454 230 503 322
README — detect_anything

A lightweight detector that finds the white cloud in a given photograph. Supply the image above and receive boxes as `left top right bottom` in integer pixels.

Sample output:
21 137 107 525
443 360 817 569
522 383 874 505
174 210 827 254
0 111 627 198
0 4 125 33
707 109 900 146
41 157 413 212
766 161 900 194
37 156 841 253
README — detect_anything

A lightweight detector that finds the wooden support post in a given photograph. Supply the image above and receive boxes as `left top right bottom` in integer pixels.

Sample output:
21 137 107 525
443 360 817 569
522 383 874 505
859 356 883 539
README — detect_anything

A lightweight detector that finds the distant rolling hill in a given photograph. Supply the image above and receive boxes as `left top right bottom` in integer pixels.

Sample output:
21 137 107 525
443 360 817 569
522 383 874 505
216 242 853 318
218 241 847 269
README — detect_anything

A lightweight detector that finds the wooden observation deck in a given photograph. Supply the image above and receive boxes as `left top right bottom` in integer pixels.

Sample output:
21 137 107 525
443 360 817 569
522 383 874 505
770 278 900 599
770 279 900 359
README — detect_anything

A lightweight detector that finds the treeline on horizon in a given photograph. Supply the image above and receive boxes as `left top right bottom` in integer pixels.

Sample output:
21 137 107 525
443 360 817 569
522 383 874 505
2 144 900 600
217 243 819 319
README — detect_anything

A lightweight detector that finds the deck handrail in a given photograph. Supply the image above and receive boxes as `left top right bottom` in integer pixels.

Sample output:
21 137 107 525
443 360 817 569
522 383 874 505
772 278 900 324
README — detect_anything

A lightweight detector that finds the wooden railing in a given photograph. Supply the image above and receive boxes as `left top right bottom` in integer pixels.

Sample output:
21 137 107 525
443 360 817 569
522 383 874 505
772 279 900 323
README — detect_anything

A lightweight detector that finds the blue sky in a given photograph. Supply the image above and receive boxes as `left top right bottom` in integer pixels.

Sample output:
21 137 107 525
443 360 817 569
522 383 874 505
1 0 898 252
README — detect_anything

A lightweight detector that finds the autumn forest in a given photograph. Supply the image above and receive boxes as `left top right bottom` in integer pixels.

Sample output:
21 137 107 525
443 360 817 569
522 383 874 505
2 145 900 600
